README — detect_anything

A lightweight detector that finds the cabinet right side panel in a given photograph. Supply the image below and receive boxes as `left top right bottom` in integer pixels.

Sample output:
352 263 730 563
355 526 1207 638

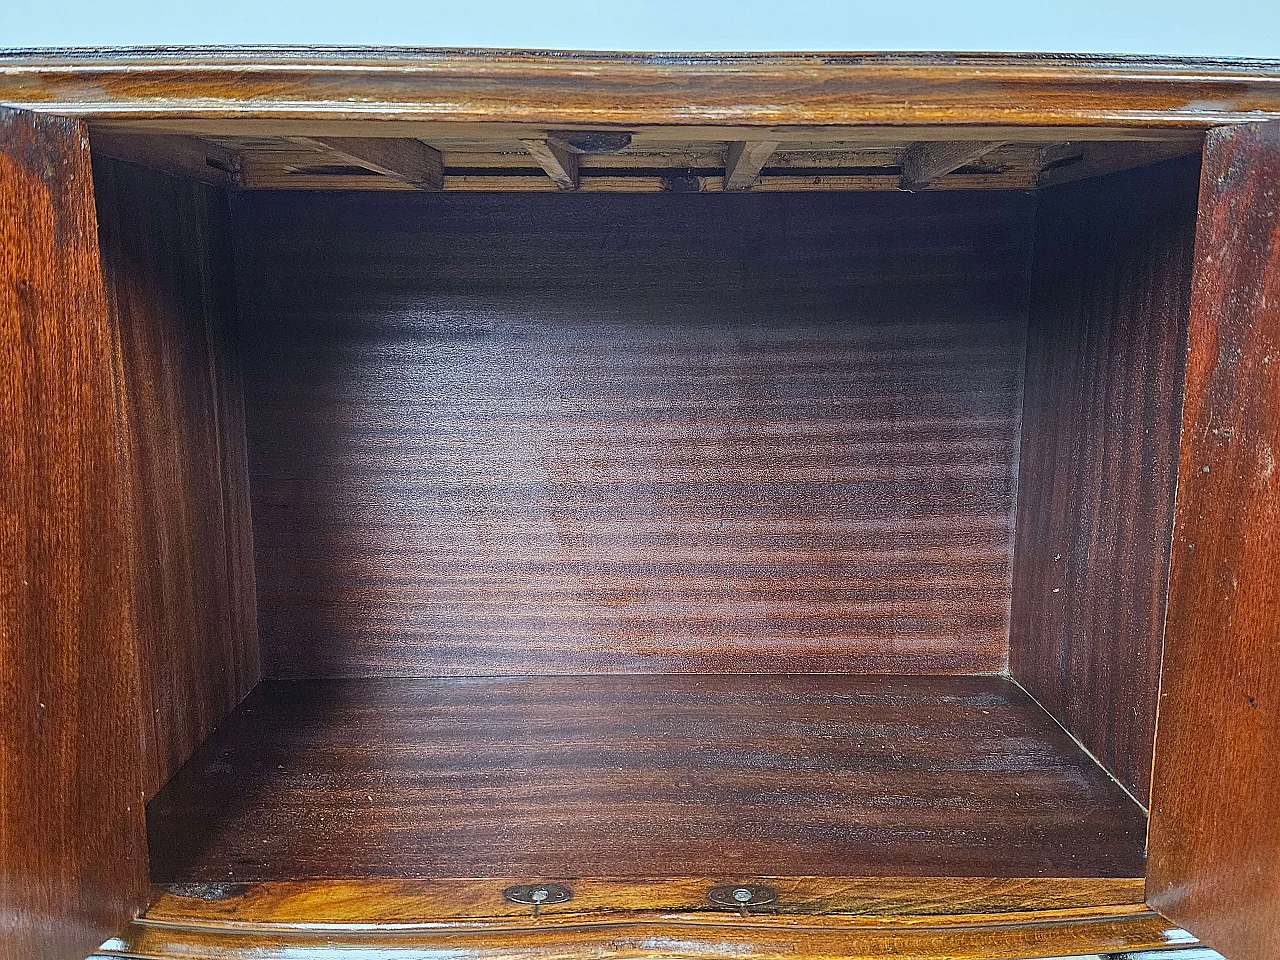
1148 120 1280 960
1011 156 1199 806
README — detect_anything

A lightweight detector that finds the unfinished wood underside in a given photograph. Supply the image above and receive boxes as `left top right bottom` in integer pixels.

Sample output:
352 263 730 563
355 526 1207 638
88 128 1200 193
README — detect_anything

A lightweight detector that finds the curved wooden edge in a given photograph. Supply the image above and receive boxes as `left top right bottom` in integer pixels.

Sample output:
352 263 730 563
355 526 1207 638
0 49 1278 128
1 47 1277 68
88 878 1197 958
95 908 1197 960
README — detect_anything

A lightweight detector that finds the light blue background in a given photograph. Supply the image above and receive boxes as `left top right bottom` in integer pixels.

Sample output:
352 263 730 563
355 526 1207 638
2 0 1278 58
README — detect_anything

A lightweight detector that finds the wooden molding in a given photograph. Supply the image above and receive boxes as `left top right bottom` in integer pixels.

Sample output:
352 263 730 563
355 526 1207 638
289 136 443 189
724 141 780 191
519 137 580 190
900 141 1007 189
3 51 1280 129
96 890 1192 960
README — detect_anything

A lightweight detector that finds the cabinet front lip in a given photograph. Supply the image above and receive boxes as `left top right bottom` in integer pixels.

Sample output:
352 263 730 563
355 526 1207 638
138 878 1153 929
1 48 1280 128
97 904 1199 960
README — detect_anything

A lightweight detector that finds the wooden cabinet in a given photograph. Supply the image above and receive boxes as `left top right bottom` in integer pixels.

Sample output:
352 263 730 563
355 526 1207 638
1 50 1278 960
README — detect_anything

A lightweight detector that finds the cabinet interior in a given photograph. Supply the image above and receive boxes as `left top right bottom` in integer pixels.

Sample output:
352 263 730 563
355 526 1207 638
89 132 1202 905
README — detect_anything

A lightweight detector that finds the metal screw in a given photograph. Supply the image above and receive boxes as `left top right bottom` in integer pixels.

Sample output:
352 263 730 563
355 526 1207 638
707 883 778 917
502 882 573 919
531 887 548 917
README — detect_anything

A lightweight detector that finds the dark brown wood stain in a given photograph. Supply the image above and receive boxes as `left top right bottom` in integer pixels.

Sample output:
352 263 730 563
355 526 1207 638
233 190 1035 677
146 674 1147 882
1147 120 1280 960
94 157 261 798
1010 156 1200 805
0 107 148 960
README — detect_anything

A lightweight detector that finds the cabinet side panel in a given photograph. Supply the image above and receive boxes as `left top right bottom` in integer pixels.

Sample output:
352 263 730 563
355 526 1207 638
0 109 148 959
93 156 260 797
234 190 1034 677
1010 157 1199 805
1147 120 1280 960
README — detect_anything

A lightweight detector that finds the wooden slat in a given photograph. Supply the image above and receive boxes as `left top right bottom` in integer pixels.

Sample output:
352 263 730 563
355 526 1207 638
289 136 444 189
519 137 579 190
88 131 241 186
900 141 1007 189
89 118 1210 143
768 149 901 169
213 133 1191 193
724 140 780 191
235 168 1041 193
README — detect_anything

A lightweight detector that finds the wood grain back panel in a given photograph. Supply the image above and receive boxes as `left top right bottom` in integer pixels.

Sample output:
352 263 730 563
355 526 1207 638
0 107 148 960
233 190 1035 677
145 675 1147 881
94 157 261 798
1009 157 1200 805
1147 120 1280 960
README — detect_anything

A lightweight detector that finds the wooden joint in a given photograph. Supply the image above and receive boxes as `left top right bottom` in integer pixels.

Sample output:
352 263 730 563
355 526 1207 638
88 132 244 188
899 141 1007 190
520 138 580 191
290 137 444 190
724 141 780 191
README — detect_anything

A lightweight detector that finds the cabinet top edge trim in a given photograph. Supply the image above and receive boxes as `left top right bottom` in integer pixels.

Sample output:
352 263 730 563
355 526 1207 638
2 47 1280 70
2 49 1280 128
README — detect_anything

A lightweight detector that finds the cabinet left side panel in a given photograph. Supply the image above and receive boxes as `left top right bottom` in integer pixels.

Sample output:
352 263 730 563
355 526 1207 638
0 109 149 960
92 154 260 799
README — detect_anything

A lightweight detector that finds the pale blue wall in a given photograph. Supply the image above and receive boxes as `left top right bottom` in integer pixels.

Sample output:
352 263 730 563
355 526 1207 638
2 0 1278 58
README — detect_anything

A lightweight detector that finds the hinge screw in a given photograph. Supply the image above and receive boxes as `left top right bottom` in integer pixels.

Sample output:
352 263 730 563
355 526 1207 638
503 882 573 920
708 883 778 917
